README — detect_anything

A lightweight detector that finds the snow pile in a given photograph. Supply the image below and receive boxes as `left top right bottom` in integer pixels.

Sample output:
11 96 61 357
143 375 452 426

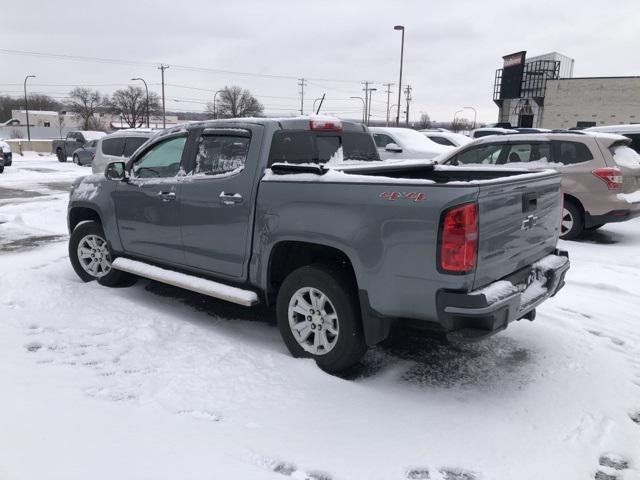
617 190 640 204
612 145 640 169
71 181 100 201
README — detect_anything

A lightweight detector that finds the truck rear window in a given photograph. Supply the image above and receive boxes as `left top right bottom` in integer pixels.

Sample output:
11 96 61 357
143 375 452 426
268 131 379 165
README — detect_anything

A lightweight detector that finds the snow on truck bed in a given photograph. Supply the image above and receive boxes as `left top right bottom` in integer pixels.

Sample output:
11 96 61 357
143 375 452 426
1 155 640 480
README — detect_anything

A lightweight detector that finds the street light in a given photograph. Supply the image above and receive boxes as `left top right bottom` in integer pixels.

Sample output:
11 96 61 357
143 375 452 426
350 96 366 124
213 89 224 119
367 88 377 126
131 77 150 128
394 25 405 126
464 106 477 129
23 75 36 142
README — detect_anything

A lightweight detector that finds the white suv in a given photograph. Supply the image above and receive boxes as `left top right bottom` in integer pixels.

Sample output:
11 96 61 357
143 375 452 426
92 129 155 174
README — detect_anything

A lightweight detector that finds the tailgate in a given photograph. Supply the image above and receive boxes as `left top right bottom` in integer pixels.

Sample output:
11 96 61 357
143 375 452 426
472 171 562 290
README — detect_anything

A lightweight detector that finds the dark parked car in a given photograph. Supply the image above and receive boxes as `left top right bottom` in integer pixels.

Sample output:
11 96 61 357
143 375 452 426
72 139 99 166
0 140 12 166
53 131 106 162
67 117 569 373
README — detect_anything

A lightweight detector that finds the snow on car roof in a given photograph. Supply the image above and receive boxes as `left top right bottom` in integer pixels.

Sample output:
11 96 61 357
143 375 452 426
369 127 452 153
585 124 640 134
78 131 107 141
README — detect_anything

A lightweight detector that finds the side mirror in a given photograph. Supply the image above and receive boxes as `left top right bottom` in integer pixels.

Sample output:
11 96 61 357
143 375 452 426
105 161 127 181
385 142 403 153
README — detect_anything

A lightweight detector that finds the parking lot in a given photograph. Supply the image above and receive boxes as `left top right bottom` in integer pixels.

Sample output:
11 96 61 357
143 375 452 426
1 154 639 480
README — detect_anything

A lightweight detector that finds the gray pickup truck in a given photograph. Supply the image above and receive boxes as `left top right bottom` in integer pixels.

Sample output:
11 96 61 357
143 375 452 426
67 117 569 373
54 130 106 162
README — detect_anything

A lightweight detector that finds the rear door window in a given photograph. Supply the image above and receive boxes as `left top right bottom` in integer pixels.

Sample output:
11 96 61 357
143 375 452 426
503 143 551 164
373 133 395 148
454 144 504 165
428 135 455 147
123 136 149 157
102 137 125 157
269 131 314 165
552 141 593 165
192 134 250 176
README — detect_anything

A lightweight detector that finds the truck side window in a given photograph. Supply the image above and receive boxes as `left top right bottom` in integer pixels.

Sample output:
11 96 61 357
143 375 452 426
132 136 186 179
193 135 250 176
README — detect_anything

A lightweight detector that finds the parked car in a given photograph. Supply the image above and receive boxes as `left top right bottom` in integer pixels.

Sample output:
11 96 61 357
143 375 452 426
53 131 106 162
67 116 569 373
585 124 640 153
438 132 640 239
72 139 99 166
419 129 472 147
469 127 518 139
370 127 454 160
91 129 155 174
0 139 12 166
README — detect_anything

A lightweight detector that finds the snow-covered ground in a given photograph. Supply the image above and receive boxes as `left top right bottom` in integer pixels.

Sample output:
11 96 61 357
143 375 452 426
1 155 639 480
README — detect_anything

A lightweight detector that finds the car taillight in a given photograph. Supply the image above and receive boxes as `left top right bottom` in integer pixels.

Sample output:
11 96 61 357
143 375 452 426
592 167 623 190
439 202 478 273
309 119 342 131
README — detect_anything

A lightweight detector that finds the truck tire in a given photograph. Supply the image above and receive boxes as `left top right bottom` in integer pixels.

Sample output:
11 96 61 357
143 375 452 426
560 200 584 240
69 221 136 287
73 154 80 165
276 264 366 373
56 148 66 162
0 164 4 174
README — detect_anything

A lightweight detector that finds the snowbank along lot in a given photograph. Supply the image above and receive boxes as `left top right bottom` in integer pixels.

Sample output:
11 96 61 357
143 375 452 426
1 154 639 480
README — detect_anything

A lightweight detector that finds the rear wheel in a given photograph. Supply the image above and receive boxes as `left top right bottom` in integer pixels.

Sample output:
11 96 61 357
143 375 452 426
56 148 66 162
560 200 584 240
69 221 135 287
276 264 366 373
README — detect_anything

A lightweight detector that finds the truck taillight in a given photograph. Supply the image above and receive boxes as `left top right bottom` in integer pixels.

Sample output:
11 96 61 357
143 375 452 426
592 167 623 190
439 202 478 273
309 119 342 131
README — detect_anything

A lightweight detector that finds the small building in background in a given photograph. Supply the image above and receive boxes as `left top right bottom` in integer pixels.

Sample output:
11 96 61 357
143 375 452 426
493 51 639 129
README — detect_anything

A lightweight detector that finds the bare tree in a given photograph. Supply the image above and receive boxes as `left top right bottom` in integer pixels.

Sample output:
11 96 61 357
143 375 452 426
418 113 432 129
68 88 107 130
108 86 161 128
206 86 263 118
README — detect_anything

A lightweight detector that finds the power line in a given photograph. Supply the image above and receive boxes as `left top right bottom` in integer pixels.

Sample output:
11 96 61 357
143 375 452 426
0 48 374 85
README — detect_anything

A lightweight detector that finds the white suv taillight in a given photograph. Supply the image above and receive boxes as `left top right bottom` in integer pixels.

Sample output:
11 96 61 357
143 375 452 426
592 167 623 190
439 202 478 273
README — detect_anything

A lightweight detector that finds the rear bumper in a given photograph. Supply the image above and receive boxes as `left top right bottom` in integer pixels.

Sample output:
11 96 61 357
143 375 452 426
585 208 640 228
435 249 570 342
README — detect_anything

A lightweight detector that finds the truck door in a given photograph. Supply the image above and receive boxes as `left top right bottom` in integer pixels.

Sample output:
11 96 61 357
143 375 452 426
112 134 189 265
178 126 263 280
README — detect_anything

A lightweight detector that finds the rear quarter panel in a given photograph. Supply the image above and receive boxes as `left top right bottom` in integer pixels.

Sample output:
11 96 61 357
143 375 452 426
251 179 480 321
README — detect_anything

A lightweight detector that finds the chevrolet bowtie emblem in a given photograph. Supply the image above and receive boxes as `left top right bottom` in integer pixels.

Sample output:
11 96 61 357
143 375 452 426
521 214 538 231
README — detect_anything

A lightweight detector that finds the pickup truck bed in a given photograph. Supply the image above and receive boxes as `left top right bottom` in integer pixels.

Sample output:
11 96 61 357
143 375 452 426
67 117 569 373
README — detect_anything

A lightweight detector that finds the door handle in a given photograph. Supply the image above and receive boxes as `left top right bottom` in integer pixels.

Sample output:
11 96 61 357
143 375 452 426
157 191 176 202
219 192 243 205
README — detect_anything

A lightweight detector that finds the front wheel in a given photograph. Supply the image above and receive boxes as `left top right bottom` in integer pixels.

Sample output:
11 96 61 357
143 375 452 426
560 201 584 240
73 154 79 165
276 264 366 373
69 221 135 287
56 148 66 162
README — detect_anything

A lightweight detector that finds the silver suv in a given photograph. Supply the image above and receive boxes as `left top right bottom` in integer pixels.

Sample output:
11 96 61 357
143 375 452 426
91 129 155 174
439 131 640 239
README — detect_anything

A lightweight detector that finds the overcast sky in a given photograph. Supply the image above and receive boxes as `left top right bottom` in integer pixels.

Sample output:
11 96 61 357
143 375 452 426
1 0 639 124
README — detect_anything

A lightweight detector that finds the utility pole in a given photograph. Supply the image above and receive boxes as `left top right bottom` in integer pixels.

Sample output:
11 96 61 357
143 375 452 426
404 84 412 126
361 81 372 125
158 64 169 128
367 88 377 126
394 25 405 126
298 78 307 115
383 83 393 126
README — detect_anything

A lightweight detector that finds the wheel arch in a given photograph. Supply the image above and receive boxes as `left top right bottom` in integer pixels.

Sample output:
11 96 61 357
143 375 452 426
68 206 102 233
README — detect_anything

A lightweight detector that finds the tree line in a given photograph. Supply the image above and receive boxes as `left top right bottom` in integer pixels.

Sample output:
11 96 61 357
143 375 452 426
0 85 264 130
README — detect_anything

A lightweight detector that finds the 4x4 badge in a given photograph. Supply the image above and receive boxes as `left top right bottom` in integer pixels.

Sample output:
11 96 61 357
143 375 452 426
521 215 538 231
